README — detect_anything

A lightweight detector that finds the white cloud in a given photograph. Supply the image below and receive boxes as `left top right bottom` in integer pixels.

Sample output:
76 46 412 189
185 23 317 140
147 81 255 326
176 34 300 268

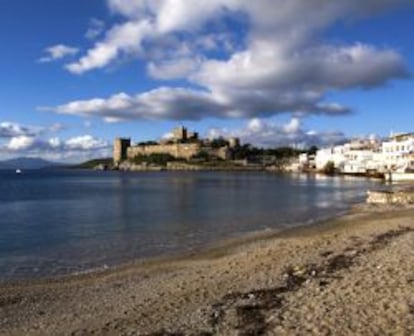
39 44 79 63
66 20 153 74
48 123 66 133
107 0 149 18
65 135 108 150
42 86 350 122
0 122 110 162
1 134 110 162
208 118 347 148
7 136 36 151
283 118 301 133
194 43 407 93
0 122 45 138
48 137 61 148
0 122 67 139
49 0 411 121
148 57 200 80
161 132 174 140
85 18 106 40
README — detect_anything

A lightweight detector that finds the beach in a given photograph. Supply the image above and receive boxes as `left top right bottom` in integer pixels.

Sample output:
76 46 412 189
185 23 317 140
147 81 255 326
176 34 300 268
1 203 414 335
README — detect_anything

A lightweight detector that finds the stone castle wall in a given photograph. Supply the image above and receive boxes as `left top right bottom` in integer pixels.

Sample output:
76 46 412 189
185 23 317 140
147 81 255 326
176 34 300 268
205 146 231 161
113 138 131 164
127 143 202 160
367 189 414 205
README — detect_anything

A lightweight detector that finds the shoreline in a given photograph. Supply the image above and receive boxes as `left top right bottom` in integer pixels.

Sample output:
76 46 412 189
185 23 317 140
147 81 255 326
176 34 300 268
1 203 414 335
0 202 354 287
0 169 381 286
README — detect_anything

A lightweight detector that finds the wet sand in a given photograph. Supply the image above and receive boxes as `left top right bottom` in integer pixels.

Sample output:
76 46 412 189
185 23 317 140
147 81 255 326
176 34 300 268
1 204 414 335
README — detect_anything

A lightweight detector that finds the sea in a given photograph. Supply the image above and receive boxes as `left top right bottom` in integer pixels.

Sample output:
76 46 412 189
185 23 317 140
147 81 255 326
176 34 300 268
0 169 380 281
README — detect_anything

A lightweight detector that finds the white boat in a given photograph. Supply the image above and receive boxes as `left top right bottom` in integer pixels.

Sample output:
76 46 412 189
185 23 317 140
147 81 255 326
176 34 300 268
15 169 22 174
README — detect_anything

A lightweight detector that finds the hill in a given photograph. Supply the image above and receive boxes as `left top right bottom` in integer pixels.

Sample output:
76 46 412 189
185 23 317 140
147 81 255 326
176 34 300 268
0 157 62 170
71 158 113 169
0 162 11 169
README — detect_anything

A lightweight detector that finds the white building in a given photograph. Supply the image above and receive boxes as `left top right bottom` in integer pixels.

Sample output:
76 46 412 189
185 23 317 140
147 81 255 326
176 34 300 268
298 153 316 170
315 146 346 171
315 139 381 173
307 133 414 176
381 133 414 171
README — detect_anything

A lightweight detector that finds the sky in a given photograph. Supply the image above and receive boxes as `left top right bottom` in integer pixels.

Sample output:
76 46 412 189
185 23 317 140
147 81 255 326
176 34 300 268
0 0 413 162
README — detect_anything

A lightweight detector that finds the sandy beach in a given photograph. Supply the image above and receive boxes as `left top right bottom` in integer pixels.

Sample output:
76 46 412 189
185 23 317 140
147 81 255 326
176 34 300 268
0 203 413 335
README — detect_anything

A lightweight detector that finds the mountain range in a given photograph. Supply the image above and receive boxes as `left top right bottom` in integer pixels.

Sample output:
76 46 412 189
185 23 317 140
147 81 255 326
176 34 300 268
0 157 63 170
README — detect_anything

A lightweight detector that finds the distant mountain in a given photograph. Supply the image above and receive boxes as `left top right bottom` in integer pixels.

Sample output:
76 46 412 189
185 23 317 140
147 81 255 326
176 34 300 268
71 158 113 169
0 157 63 170
0 162 11 170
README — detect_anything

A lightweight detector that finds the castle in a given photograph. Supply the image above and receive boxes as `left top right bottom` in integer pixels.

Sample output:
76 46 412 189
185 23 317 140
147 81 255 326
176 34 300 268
113 126 240 166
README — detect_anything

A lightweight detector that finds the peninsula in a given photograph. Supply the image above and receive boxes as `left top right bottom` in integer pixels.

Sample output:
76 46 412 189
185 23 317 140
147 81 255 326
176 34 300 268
111 126 308 172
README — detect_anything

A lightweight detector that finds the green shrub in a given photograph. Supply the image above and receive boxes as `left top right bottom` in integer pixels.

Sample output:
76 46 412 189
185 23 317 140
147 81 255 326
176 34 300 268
323 161 336 175
191 150 210 161
130 153 177 166
210 137 229 148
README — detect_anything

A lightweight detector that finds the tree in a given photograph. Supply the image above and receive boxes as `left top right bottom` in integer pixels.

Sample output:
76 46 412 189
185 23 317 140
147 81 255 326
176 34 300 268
210 137 229 148
307 146 318 155
130 153 176 166
232 144 252 160
323 161 335 175
191 150 210 161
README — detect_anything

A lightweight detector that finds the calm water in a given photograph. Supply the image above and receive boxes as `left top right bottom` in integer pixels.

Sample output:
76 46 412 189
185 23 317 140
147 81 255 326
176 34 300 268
0 170 379 280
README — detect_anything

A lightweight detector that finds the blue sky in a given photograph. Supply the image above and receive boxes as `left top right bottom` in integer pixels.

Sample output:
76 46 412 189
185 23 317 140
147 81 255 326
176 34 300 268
0 0 413 162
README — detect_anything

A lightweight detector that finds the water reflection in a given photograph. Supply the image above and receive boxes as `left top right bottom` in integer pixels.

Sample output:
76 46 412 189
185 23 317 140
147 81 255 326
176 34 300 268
0 170 380 280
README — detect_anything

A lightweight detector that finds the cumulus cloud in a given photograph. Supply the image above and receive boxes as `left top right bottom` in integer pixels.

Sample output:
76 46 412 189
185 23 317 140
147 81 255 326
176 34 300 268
0 122 45 138
107 0 148 18
75 0 410 73
38 44 79 63
66 20 153 74
148 57 201 80
0 122 66 139
7 136 36 151
0 122 110 162
207 118 347 148
42 87 350 122
50 0 411 121
1 134 110 161
65 135 108 150
194 43 407 92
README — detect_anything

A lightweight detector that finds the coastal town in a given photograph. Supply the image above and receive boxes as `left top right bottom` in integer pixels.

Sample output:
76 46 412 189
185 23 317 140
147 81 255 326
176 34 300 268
297 132 414 181
113 126 414 181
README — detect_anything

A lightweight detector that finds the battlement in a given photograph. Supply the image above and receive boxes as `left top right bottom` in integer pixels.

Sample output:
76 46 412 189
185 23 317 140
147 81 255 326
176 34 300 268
113 126 239 164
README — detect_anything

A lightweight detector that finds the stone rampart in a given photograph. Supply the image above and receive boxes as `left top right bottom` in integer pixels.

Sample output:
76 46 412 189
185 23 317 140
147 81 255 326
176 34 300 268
127 143 201 160
367 190 414 205
113 138 131 165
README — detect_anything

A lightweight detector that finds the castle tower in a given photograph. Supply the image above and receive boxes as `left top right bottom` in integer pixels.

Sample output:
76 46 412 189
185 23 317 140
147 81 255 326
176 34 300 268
172 126 187 142
228 137 240 148
113 138 131 165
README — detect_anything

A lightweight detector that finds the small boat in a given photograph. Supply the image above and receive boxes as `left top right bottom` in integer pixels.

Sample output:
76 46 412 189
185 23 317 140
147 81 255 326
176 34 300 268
15 169 22 174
